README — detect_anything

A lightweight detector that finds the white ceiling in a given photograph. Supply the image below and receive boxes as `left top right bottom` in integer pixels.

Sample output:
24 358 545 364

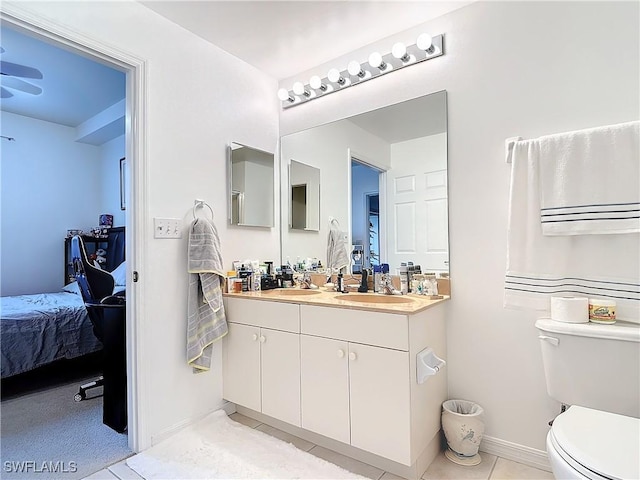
0 1 470 130
141 1 472 80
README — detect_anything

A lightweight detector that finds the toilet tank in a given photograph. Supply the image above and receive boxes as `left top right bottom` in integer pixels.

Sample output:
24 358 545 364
535 319 640 418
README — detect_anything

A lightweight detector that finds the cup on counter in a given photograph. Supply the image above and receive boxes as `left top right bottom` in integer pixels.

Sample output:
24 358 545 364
588 298 616 324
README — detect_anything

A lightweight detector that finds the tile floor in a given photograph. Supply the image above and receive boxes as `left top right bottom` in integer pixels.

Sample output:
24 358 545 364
84 412 554 480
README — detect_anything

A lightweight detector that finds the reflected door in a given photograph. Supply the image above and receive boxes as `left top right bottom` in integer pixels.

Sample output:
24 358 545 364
386 134 448 272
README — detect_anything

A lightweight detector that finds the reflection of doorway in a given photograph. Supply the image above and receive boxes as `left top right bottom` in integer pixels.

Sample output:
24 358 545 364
351 159 383 270
291 184 307 229
231 190 245 224
366 194 379 267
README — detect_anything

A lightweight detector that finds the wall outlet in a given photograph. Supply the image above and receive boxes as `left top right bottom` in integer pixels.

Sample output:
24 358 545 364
154 218 182 239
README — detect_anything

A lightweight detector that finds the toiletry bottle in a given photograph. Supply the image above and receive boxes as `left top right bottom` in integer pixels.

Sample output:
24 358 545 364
373 265 381 292
399 263 408 294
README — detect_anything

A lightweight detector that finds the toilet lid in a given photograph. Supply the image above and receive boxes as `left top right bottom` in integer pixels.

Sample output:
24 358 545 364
551 406 640 480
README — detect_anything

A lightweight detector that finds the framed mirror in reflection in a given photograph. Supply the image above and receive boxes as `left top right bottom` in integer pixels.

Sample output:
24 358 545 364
280 90 449 275
228 142 275 228
289 160 320 231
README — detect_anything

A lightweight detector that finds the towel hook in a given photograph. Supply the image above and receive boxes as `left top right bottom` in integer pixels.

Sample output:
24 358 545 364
193 199 214 220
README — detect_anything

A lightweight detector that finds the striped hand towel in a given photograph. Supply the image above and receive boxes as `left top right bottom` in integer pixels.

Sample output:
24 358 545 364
535 120 639 235
187 217 228 373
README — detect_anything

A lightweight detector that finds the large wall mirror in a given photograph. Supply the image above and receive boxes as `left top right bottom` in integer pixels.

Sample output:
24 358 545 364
280 90 448 274
289 160 320 231
228 142 275 227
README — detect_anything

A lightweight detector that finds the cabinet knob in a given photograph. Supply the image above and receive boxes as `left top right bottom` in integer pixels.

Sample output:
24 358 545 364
349 352 357 361
252 334 258 341
259 335 266 343
337 349 345 358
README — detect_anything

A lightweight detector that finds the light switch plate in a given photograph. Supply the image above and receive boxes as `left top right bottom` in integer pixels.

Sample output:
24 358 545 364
154 218 182 239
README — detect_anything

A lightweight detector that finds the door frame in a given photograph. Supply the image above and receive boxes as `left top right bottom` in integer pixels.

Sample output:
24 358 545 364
1 5 149 451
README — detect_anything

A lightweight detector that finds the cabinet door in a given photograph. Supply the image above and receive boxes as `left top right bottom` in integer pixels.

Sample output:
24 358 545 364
300 335 350 444
261 328 301 426
222 323 261 412
349 343 411 465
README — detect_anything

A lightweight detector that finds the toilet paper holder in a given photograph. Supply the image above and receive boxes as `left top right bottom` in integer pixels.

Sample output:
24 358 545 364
417 347 446 384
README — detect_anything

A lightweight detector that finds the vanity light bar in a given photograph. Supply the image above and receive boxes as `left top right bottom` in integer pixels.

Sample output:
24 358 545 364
278 33 444 109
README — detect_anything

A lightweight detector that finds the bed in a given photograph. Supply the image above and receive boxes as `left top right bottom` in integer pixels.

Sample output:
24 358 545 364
1 227 126 379
1 286 102 378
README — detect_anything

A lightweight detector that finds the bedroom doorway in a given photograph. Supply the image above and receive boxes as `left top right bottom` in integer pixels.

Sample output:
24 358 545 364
0 10 146 456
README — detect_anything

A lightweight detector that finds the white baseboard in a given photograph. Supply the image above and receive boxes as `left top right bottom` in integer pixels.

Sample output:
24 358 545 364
480 435 551 472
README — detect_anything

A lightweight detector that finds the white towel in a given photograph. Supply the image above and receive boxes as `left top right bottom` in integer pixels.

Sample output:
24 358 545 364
326 219 349 275
536 120 640 235
187 217 228 373
505 140 640 321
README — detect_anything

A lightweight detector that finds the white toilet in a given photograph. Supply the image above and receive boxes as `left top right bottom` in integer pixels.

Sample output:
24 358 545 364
535 318 640 480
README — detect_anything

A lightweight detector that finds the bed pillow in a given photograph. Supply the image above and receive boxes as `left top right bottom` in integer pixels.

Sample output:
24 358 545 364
111 261 127 286
62 281 81 295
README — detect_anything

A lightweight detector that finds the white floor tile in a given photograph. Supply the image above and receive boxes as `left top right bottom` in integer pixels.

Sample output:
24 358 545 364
489 458 554 480
108 459 144 479
379 472 406 480
423 451 497 480
229 412 263 429
82 469 119 480
255 423 316 452
308 445 385 480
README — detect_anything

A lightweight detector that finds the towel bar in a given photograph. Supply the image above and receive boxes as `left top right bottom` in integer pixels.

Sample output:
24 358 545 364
193 199 214 220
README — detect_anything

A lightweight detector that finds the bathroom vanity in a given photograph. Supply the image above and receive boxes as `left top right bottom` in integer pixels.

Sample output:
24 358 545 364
222 289 448 480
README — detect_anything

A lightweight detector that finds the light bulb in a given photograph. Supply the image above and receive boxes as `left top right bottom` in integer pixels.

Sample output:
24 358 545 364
293 81 310 97
347 60 365 78
392 42 410 62
368 52 387 71
277 88 293 102
417 33 435 54
328 68 345 85
309 75 327 91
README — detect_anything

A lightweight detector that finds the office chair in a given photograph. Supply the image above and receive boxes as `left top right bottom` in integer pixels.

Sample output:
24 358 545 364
70 235 127 433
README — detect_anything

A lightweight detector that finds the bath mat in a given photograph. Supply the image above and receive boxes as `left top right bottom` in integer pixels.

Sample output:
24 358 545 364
126 410 368 479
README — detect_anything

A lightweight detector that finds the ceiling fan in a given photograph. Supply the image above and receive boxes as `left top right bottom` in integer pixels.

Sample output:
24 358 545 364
0 47 43 99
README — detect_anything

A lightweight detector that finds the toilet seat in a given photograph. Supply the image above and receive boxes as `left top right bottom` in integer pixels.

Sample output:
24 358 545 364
549 406 639 480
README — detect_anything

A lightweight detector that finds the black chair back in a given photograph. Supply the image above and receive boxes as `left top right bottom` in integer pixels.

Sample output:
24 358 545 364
71 235 115 303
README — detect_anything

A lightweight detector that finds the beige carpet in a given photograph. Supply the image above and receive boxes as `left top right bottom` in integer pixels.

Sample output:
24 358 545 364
0 377 131 480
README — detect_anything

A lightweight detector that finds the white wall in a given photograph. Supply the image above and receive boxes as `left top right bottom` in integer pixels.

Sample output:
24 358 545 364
280 119 389 264
0 111 104 295
280 1 639 452
100 134 126 227
3 0 280 448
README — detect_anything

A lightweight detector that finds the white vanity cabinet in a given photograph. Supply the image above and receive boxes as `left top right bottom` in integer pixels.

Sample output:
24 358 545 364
223 294 447 480
222 297 301 426
301 334 411 464
299 306 413 464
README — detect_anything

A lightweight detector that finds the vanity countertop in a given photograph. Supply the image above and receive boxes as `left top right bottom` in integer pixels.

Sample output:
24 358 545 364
223 288 449 314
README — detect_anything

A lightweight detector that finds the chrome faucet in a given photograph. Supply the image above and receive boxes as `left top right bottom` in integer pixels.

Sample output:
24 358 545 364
300 272 313 289
380 273 396 295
